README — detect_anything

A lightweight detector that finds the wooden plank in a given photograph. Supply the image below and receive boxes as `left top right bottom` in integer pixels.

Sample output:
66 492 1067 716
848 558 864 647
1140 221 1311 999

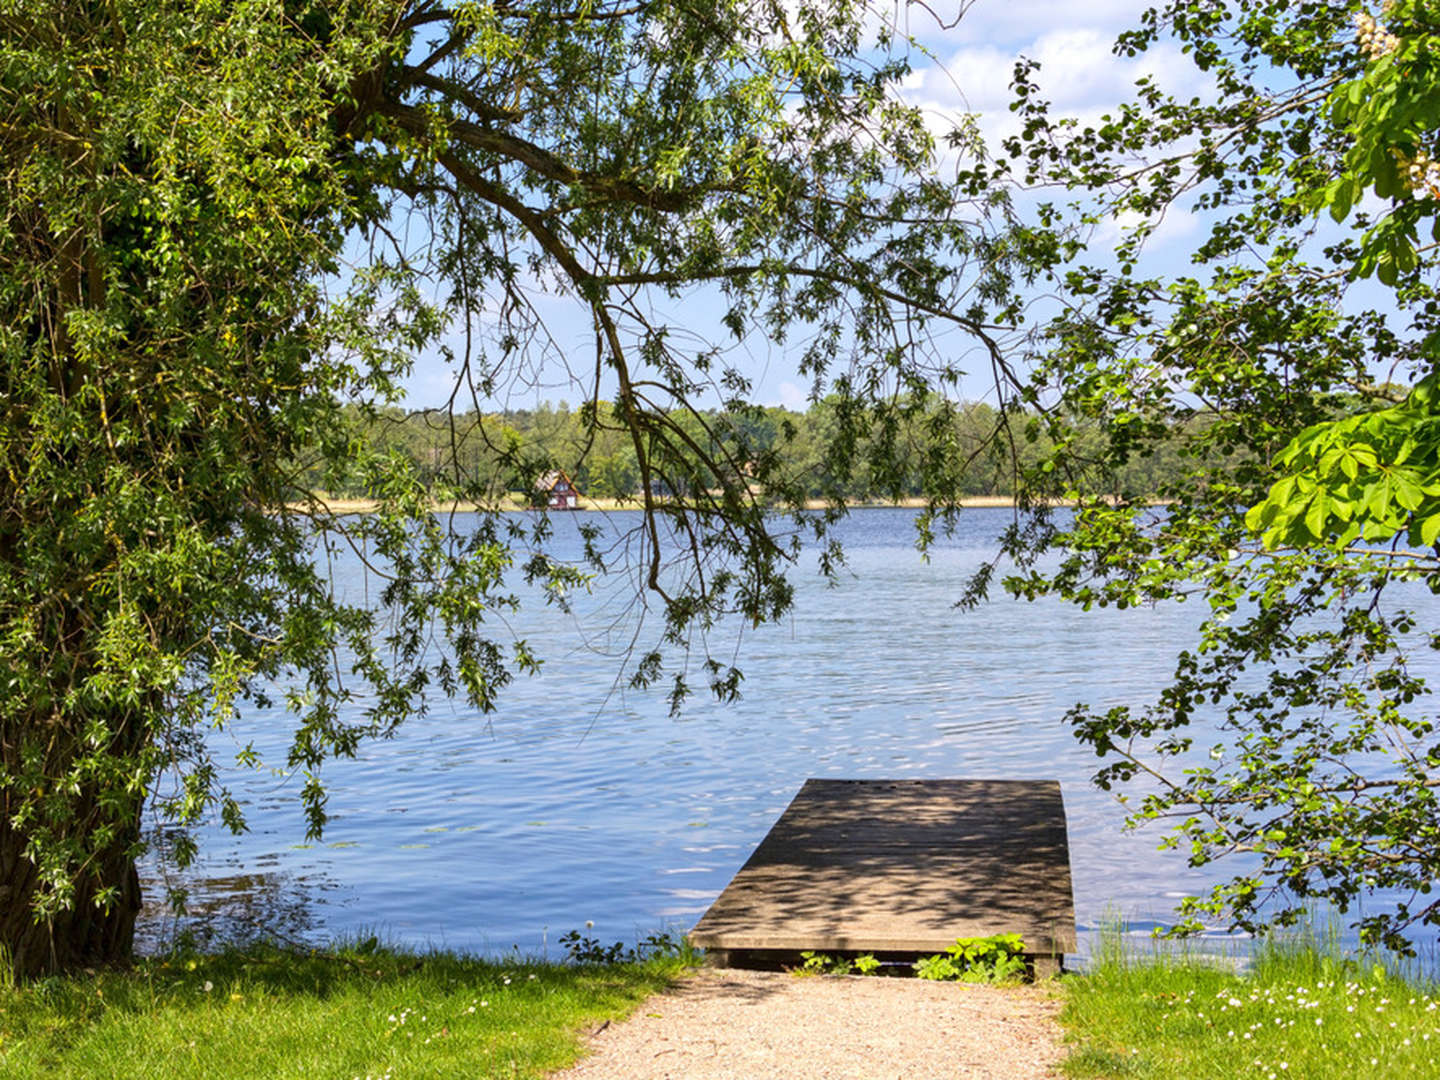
688 779 1076 958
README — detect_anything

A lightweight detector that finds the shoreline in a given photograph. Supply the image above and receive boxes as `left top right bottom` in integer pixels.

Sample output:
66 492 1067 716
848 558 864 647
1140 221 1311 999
285 494 1057 515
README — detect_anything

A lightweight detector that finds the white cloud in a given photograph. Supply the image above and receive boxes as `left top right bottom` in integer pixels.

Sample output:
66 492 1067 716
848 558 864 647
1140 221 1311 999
902 27 1209 160
775 380 809 410
1092 206 1203 253
901 0 1154 49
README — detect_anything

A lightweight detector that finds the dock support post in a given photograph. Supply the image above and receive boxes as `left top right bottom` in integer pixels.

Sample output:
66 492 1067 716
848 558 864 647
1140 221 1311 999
1031 955 1062 980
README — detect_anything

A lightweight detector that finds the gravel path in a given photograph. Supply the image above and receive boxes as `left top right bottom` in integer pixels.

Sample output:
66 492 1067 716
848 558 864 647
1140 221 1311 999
554 968 1066 1079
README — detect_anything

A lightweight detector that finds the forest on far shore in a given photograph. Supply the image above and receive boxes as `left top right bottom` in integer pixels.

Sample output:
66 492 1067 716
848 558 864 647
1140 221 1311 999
297 396 1211 503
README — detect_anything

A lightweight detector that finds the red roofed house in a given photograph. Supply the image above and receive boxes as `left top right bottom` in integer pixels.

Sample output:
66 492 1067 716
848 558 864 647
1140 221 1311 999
535 469 581 510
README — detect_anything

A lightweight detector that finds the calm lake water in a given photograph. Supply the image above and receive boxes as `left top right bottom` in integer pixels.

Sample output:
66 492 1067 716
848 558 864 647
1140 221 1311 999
136 506 1435 962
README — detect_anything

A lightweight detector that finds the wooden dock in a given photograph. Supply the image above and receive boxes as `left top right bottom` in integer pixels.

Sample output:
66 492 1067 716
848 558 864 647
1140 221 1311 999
688 779 1076 972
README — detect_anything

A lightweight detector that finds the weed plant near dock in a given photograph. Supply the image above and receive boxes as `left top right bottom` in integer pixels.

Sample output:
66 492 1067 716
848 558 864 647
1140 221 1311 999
1062 933 1440 1078
0 940 688 1079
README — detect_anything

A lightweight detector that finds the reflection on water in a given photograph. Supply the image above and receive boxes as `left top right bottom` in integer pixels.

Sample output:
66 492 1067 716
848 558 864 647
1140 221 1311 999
137 864 332 953
133 507 1440 962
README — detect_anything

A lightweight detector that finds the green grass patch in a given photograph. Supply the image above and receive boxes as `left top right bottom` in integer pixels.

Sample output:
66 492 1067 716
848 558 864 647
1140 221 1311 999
1060 932 1440 1078
0 939 691 1079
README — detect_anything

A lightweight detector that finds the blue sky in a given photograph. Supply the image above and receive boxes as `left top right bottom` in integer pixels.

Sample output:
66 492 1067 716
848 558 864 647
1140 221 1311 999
394 0 1207 411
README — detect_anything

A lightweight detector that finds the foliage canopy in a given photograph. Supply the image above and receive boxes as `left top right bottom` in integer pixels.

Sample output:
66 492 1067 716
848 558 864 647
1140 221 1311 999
0 0 1032 974
997 0 1440 952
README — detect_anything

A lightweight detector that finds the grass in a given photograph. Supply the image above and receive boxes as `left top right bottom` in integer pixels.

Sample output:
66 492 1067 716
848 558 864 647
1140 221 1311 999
23 924 1437 1078
0 938 693 1079
1060 931 1440 1078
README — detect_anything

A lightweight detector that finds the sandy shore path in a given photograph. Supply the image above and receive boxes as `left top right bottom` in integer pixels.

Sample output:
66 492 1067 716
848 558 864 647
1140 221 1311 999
553 968 1066 1079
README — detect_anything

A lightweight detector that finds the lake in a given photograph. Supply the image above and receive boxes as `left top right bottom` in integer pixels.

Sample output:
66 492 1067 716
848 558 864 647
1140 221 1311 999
136 506 1429 962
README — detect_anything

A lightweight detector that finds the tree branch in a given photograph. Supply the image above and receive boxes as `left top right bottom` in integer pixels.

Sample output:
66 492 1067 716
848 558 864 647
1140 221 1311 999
378 102 727 213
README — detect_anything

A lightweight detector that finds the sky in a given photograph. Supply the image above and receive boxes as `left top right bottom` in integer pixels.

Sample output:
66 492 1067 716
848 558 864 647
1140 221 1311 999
394 0 1206 411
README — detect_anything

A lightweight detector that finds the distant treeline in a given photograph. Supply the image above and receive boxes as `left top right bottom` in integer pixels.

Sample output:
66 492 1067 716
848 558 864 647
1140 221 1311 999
299 398 1194 502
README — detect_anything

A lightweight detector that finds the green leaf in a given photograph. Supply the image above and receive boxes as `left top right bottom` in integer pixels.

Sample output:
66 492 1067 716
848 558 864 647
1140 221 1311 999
1303 490 1330 540
1377 252 1399 287
1420 512 1440 548
1244 501 1271 532
1394 472 1425 512
1329 176 1354 222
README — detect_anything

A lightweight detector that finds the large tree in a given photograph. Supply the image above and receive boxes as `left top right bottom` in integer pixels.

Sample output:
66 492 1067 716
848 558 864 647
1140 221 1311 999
0 0 1030 975
994 0 1440 952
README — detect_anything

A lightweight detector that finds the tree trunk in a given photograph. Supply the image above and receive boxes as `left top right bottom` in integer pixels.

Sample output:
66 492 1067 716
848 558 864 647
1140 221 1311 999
0 804 142 979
